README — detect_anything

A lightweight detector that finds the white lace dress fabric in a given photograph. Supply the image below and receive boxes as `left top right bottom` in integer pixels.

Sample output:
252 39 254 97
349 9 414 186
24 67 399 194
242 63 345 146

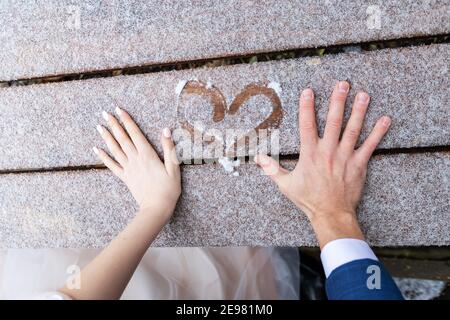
0 247 299 300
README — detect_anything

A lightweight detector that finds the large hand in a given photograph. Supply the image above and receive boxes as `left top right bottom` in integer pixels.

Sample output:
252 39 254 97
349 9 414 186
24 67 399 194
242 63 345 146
255 81 391 248
93 107 181 218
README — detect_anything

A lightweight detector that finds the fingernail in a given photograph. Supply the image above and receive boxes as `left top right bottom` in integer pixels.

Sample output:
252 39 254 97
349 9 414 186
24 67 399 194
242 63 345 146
102 111 109 121
163 127 171 138
338 81 349 93
357 92 369 103
96 125 103 134
115 107 122 116
92 146 99 155
302 88 313 100
382 116 391 127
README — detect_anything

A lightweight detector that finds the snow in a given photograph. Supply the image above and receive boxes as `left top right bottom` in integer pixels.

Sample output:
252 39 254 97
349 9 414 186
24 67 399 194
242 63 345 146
268 81 282 95
218 157 241 174
175 80 188 96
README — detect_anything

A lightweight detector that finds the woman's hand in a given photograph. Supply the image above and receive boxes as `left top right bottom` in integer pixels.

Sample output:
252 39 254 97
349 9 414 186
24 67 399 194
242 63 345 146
255 81 391 248
93 107 181 218
60 108 181 300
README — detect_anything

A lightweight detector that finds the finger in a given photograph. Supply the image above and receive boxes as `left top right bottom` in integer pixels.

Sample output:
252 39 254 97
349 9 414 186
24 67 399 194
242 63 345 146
96 124 127 165
161 128 180 177
323 81 349 147
340 92 370 154
254 154 289 186
356 116 391 163
93 146 123 178
299 88 318 152
102 110 137 157
115 107 156 156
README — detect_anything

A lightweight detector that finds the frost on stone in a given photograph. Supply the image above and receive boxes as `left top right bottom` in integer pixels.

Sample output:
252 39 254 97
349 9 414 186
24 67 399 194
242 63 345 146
268 81 282 95
218 157 241 175
193 121 205 133
306 57 322 65
218 157 234 172
206 81 213 89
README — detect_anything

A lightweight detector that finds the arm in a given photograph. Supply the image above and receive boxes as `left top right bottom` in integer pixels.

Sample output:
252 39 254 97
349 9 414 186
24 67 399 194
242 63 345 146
256 81 403 300
59 107 180 300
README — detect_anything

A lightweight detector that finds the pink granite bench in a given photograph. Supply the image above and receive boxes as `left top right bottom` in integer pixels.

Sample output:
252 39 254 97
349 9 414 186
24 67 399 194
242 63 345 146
0 1 448 248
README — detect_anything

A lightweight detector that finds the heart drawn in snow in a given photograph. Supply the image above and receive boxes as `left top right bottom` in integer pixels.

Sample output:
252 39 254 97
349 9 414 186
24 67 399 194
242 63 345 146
176 80 283 154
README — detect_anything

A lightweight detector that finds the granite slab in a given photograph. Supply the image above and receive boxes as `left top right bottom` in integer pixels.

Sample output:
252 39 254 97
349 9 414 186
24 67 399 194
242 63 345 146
1 0 449 80
0 44 448 171
0 152 448 248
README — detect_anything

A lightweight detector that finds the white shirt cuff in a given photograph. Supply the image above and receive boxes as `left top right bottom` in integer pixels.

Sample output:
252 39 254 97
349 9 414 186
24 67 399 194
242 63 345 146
320 238 378 278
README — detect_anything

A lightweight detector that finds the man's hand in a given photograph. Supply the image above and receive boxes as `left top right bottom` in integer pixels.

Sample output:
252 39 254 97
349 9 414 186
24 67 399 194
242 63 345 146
255 81 391 248
94 107 181 219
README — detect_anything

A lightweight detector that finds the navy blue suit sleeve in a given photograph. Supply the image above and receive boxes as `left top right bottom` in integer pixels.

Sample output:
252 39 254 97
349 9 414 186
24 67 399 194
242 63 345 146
325 259 404 300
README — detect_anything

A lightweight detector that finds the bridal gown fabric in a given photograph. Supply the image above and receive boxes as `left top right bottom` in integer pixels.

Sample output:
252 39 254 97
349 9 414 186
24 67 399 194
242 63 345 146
0 247 299 299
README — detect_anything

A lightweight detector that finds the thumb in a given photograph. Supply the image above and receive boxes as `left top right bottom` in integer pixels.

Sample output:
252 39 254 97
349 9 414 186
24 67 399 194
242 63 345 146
254 154 289 185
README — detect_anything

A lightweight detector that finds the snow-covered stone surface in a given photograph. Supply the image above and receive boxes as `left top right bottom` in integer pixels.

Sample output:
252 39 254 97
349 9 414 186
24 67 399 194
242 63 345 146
0 1 448 249
0 0 449 80
0 44 448 171
0 153 448 248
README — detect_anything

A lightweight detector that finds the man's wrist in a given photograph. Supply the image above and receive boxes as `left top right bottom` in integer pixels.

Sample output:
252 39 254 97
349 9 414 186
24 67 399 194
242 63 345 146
309 212 365 249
